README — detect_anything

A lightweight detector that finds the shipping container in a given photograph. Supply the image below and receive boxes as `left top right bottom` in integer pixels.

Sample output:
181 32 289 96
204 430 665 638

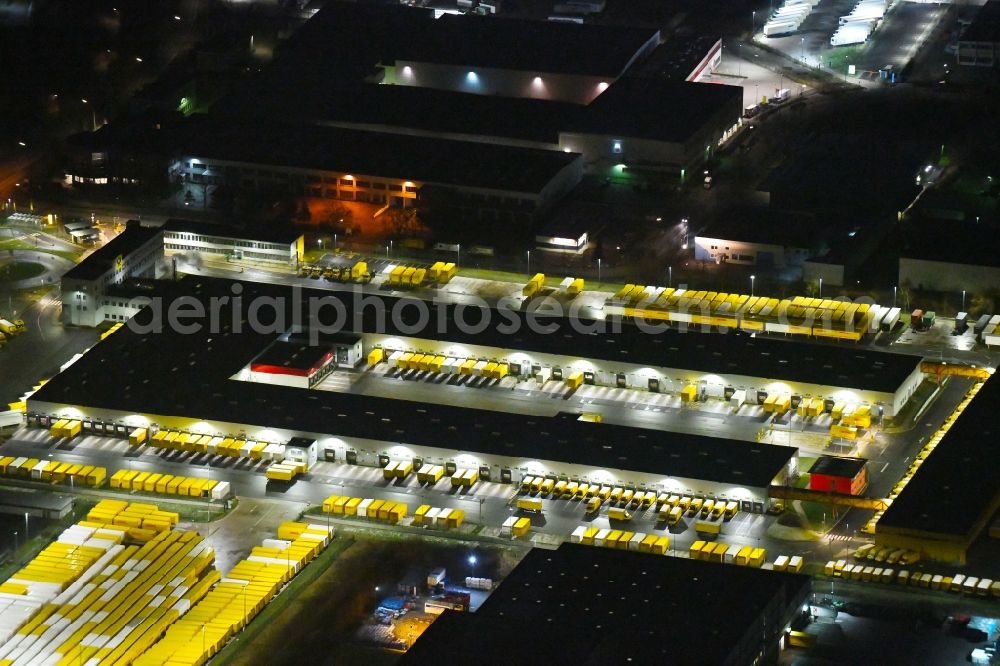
607 507 632 521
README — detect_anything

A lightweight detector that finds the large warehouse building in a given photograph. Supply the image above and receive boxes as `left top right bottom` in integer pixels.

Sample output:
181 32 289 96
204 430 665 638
403 544 811 665
66 1 741 214
32 278 929 511
875 377 1000 564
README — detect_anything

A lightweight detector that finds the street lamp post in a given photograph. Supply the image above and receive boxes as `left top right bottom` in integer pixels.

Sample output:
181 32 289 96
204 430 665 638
526 250 530 275
893 285 897 308
333 233 337 250
819 277 823 298
668 266 672 288
751 10 755 35
456 244 460 267
13 530 17 553
597 258 601 283
24 513 28 540
962 290 966 312
750 274 756 297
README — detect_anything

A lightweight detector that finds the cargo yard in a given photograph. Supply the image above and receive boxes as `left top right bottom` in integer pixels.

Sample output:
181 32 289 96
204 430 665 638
3 239 1000 663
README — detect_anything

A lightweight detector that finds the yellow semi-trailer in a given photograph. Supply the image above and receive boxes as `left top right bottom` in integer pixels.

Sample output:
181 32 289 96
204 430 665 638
49 419 67 438
724 501 739 519
143 473 162 492
565 371 584 390
607 507 632 521
383 460 399 480
414 504 430 525
377 501 395 521
395 461 413 480
427 465 444 483
389 265 406 286
110 469 128 489
695 520 721 536
323 495 341 513
516 498 543 513
736 546 752 566
668 506 683 526
128 428 147 446
511 517 531 537
388 504 407 524
446 509 464 528
748 547 766 568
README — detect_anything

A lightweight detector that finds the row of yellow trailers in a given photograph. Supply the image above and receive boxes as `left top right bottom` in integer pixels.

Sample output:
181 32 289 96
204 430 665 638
86 498 180 534
518 478 740 522
689 541 772 568
570 526 671 554
108 469 229 499
0 503 218 666
48 419 82 440
378 349 513 380
612 286 874 341
381 460 474 487
134 521 333 666
322 495 409 524
413 505 465 528
148 430 279 461
823 559 1000 597
0 456 106 487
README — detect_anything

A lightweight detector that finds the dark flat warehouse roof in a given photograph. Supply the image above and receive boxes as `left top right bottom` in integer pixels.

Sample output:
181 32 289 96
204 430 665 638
699 208 821 250
565 77 742 144
402 544 810 665
878 377 1000 538
900 221 1000 269
62 225 161 282
962 0 1000 43
808 455 867 479
32 278 798 489
396 14 659 78
315 84 573 145
163 219 302 246
167 116 581 195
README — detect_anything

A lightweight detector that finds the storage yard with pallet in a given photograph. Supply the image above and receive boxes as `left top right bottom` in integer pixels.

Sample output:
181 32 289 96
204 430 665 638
0 498 334 665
